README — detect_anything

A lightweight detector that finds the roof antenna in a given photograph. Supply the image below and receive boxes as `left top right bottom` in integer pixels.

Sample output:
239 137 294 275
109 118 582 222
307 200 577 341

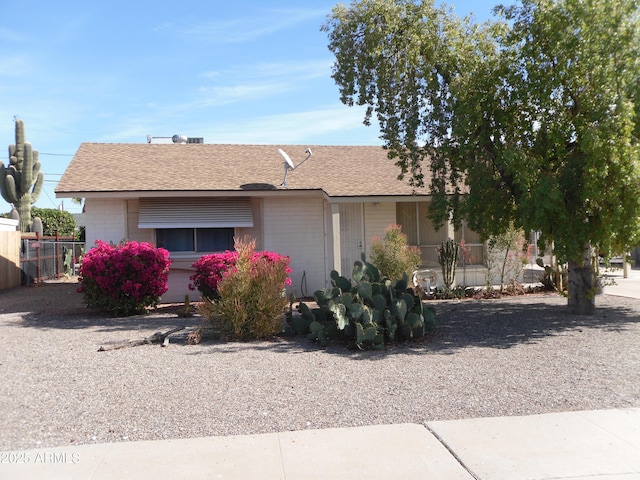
278 148 312 188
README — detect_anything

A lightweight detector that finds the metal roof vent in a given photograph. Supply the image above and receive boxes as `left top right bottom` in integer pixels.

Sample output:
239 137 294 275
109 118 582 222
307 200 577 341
172 134 188 144
187 137 204 144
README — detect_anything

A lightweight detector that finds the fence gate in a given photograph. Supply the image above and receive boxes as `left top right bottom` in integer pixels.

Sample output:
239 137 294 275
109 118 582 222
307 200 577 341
20 233 84 285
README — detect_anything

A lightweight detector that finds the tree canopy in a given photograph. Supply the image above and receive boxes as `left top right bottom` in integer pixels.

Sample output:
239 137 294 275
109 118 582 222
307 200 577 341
31 207 76 237
324 0 640 313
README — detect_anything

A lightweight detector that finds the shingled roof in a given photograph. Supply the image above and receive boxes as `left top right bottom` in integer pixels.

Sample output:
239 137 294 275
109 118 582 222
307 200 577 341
55 143 432 198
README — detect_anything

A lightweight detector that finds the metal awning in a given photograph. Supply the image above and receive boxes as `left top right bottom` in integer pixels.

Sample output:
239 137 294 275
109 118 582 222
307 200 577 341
138 198 254 229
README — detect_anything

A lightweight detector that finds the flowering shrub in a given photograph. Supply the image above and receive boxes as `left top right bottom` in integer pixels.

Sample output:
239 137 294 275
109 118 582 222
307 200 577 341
78 240 172 316
189 251 238 299
198 237 292 339
189 248 292 300
370 224 421 280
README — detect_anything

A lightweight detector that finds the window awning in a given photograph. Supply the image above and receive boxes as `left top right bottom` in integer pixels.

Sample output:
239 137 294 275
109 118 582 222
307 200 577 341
138 198 254 229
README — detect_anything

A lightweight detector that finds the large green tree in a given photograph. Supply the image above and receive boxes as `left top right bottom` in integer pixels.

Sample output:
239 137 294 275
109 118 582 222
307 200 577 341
324 0 640 314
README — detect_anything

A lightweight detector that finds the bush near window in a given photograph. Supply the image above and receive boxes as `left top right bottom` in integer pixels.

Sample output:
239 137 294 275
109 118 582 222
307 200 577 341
197 237 292 340
370 224 421 280
78 240 172 316
189 250 238 300
189 251 239 300
189 247 292 301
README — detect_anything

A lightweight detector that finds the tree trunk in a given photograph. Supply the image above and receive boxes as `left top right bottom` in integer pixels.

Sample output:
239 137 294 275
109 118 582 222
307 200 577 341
567 244 596 315
97 326 185 351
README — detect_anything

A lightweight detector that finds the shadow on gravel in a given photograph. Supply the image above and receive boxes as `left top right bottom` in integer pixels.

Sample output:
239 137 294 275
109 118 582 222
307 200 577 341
426 296 640 354
181 295 640 358
3 284 639 355
0 283 201 334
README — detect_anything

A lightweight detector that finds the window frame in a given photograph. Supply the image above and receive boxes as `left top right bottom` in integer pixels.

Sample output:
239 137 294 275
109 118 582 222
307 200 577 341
155 227 235 255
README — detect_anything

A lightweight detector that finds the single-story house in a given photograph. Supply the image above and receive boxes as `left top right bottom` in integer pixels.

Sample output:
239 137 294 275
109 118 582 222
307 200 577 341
55 142 487 302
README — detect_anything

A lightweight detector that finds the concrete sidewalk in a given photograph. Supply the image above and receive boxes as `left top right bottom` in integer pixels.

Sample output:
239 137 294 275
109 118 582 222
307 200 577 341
602 266 640 299
2 408 639 480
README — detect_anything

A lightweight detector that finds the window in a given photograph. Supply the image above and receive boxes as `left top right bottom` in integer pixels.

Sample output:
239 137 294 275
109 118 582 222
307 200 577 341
396 202 448 267
396 202 483 266
156 228 234 253
455 222 484 266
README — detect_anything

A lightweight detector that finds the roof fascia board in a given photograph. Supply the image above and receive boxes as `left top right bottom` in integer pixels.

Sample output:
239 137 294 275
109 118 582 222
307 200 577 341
56 189 327 200
326 195 433 203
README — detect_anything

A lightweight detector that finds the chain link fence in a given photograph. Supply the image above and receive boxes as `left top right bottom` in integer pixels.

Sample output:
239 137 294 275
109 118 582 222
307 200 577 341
20 235 85 285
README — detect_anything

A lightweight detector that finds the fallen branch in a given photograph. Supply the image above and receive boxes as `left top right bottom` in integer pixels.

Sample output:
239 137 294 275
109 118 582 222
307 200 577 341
98 326 185 352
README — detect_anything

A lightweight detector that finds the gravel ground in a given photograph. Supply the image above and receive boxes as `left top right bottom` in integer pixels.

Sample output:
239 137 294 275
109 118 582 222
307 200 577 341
1 281 639 451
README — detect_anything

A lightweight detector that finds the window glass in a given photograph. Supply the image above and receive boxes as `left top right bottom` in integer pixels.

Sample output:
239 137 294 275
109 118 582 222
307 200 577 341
156 228 234 253
156 228 194 252
196 228 234 252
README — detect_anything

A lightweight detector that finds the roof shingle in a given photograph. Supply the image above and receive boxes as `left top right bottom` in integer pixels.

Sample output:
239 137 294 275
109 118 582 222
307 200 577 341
55 143 432 198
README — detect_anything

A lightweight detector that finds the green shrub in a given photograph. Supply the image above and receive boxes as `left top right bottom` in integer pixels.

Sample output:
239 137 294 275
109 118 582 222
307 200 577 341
198 237 291 340
296 253 435 350
31 207 76 237
370 224 421 280
486 226 529 291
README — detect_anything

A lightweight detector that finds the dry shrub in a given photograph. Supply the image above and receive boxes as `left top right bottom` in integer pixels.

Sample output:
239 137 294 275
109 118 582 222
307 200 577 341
198 237 291 340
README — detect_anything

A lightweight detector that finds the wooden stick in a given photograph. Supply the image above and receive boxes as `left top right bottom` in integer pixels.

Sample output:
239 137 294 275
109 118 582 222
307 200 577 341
98 326 185 352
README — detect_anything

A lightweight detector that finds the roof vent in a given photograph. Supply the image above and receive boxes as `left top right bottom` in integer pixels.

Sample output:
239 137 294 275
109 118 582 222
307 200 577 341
172 134 188 144
187 137 204 144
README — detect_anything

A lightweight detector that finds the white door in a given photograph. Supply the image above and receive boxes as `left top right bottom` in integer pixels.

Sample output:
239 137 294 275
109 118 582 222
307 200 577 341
339 203 364 277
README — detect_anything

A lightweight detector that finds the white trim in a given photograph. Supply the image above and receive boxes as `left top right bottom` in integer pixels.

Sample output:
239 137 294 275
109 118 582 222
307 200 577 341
57 190 326 200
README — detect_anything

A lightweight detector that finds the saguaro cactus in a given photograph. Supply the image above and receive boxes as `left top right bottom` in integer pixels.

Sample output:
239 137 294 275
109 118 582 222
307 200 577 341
1 119 44 232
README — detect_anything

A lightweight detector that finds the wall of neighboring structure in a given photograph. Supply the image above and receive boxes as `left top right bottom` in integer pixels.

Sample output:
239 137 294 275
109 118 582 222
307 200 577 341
262 197 327 297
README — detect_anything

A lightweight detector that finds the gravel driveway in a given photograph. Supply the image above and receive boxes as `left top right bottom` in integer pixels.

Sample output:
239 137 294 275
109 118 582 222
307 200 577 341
1 282 639 451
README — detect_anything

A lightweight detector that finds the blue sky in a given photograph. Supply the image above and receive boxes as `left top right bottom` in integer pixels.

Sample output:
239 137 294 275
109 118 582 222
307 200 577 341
1 0 498 213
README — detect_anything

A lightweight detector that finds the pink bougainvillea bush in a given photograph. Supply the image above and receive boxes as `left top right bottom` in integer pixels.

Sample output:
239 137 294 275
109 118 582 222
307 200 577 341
189 248 292 300
78 240 172 316
189 251 239 300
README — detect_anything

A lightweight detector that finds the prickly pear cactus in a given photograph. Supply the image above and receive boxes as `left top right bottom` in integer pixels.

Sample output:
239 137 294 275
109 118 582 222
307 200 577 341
309 253 433 350
1 119 44 232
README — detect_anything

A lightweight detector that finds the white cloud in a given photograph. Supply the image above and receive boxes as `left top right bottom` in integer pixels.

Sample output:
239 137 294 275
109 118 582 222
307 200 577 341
193 59 333 108
195 83 293 107
203 105 380 144
0 28 24 42
0 55 32 77
201 59 331 81
158 8 328 44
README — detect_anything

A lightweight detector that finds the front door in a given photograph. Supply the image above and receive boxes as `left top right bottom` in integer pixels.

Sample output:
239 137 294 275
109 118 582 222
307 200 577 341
339 203 364 277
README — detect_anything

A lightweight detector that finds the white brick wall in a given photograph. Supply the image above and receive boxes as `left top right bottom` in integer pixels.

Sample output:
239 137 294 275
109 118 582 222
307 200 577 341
126 199 153 243
262 197 327 296
84 199 127 248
